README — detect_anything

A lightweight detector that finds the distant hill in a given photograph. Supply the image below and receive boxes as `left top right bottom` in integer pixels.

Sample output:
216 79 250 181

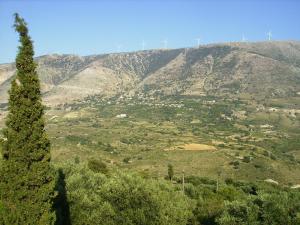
1 41 300 106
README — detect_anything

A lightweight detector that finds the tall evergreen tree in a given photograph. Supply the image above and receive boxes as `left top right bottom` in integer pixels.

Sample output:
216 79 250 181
168 164 174 181
0 14 56 224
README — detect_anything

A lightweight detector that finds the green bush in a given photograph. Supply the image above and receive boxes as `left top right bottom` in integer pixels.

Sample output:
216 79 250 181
63 163 192 225
87 158 108 174
230 160 240 169
242 156 251 163
74 156 80 164
256 191 300 225
216 200 260 225
123 157 131 163
52 162 300 225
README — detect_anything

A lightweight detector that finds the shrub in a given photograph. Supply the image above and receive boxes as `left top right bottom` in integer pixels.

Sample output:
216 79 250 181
74 156 80 164
63 164 192 225
230 160 240 169
270 153 277 160
123 157 131 164
242 156 251 163
87 158 108 174
216 200 260 225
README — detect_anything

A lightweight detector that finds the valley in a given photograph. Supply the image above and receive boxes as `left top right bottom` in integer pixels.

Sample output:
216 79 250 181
39 94 300 185
0 41 300 186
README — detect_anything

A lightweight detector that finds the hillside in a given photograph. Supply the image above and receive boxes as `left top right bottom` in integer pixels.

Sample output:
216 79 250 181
0 41 300 185
1 41 300 106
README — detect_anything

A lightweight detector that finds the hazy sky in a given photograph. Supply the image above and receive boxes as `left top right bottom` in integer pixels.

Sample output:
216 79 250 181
0 0 300 63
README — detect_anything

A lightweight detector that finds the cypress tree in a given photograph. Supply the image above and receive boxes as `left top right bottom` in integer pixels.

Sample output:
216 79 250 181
168 164 174 181
0 14 56 224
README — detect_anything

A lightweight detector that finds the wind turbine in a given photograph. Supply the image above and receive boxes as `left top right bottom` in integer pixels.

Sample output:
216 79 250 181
162 38 168 49
195 38 201 48
267 30 272 41
116 44 123 52
141 40 146 51
242 34 247 42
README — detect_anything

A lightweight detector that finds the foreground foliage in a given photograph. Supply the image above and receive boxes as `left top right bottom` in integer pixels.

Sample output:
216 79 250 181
59 162 192 225
185 176 300 225
0 14 56 224
51 161 300 225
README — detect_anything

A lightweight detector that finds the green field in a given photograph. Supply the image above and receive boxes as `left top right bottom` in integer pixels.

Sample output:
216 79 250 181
24 94 300 186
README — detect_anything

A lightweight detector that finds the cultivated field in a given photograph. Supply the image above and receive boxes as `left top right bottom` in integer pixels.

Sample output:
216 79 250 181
1 94 300 185
3 94 292 185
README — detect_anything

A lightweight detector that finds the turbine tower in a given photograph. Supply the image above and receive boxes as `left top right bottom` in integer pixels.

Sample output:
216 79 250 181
195 38 201 48
267 31 272 41
162 38 168 49
116 44 122 52
242 34 247 42
141 40 146 51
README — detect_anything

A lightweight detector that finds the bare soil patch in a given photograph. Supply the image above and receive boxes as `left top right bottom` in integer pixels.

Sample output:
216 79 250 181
181 144 216 151
167 143 217 151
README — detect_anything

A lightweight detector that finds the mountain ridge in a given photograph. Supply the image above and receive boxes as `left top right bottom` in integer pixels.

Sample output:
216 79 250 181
1 41 300 106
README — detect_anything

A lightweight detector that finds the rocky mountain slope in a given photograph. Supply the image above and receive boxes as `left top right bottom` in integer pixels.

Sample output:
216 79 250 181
1 41 300 106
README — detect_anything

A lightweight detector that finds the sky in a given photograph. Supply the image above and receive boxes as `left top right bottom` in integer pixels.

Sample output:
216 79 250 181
0 0 300 63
